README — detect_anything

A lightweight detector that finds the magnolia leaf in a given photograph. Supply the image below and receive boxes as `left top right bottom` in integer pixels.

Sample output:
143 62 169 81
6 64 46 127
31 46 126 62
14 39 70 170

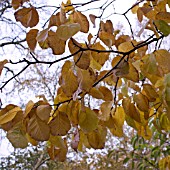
134 93 149 112
61 69 78 97
99 101 112 121
154 49 170 74
47 31 66 55
48 136 67 162
36 105 51 123
7 123 28 148
89 14 97 27
49 111 71 136
91 42 109 67
26 29 39 51
122 98 141 123
87 126 107 149
73 11 89 33
0 106 21 125
156 12 170 23
0 59 8 76
14 7 39 28
79 107 98 133
56 23 81 41
27 114 50 141
154 20 170 36
12 0 29 10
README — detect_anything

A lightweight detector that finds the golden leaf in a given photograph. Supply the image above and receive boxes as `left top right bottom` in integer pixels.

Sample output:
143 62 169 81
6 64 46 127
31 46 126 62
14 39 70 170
48 13 61 27
79 107 98 133
133 93 149 112
73 11 89 33
98 86 113 101
56 23 80 41
12 0 29 10
26 29 39 51
156 12 170 23
99 101 112 121
99 31 115 47
14 7 39 28
89 87 104 100
87 125 107 149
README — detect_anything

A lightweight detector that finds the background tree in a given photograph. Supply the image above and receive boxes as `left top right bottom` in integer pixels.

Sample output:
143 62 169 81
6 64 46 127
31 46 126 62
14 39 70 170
0 0 170 169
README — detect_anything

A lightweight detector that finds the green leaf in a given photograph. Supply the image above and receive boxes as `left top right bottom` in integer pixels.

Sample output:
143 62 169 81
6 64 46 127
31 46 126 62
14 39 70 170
154 20 170 36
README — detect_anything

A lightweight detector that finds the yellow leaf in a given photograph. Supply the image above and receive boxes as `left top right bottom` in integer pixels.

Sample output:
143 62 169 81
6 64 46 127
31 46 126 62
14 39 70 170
26 133 38 146
99 31 115 47
26 29 39 51
61 69 78 97
87 125 107 149
122 98 141 123
47 31 66 55
0 106 21 125
7 122 28 148
99 101 112 121
133 93 149 112
77 67 96 92
48 135 67 162
89 87 104 100
0 59 8 76
112 107 125 127
14 7 39 28
118 41 136 53
142 84 158 102
56 23 81 41
159 156 170 170
98 86 113 101
24 100 34 118
154 49 170 74
36 105 51 123
79 107 98 133
91 42 109 67
62 0 74 12
73 11 89 33
109 126 124 137
49 111 71 136
27 114 50 141
131 4 139 14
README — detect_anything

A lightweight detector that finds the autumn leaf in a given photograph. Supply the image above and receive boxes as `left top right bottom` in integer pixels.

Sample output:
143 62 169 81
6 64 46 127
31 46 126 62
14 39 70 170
14 7 39 28
7 122 28 148
56 23 81 41
26 29 39 51
47 31 66 55
12 0 29 10
73 11 89 33
0 59 8 76
49 111 71 136
27 114 50 141
156 12 170 23
79 107 98 133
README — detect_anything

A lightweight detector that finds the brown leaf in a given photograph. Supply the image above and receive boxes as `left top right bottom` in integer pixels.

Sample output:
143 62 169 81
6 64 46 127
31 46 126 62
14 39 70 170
73 11 89 33
27 114 50 141
0 59 8 76
12 0 29 10
89 14 97 27
47 31 66 55
26 29 39 51
14 7 39 28
49 111 71 136
48 13 61 27
99 86 113 101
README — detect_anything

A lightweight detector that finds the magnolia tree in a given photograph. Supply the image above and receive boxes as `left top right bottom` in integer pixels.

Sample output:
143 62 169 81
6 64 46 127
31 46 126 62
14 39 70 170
0 0 170 169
